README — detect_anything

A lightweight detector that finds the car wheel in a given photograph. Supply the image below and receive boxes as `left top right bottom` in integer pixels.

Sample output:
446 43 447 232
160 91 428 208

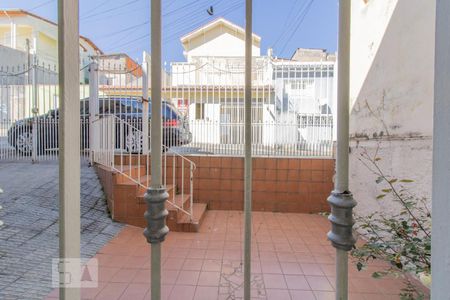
125 130 143 153
15 130 33 155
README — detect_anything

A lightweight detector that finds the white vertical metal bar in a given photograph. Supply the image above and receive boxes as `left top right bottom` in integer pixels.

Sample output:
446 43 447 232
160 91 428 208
58 0 81 298
190 163 193 221
244 0 252 298
32 57 38 162
335 0 351 299
432 0 450 298
143 54 149 156
89 61 98 164
151 0 163 298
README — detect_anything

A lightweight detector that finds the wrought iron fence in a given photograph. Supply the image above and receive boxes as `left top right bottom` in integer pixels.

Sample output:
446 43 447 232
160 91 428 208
167 58 336 157
0 60 89 161
0 55 336 161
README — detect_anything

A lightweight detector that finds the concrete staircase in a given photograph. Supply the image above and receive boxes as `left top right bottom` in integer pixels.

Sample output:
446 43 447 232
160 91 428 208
96 162 207 232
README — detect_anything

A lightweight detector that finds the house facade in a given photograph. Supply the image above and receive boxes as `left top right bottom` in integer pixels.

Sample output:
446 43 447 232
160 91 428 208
169 18 336 154
0 9 102 81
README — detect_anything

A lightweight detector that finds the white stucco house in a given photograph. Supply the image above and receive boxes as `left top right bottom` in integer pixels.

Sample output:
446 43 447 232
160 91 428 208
169 18 336 152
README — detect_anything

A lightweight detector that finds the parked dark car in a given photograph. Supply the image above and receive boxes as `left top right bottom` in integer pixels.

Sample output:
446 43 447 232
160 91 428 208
7 97 191 155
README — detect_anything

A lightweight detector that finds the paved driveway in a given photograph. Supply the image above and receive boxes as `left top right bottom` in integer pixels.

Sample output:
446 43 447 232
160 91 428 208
0 161 123 300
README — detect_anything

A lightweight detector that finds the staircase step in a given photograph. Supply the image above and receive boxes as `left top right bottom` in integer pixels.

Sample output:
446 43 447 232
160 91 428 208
176 203 207 232
169 194 191 211
136 184 175 202
116 174 151 186
114 165 147 179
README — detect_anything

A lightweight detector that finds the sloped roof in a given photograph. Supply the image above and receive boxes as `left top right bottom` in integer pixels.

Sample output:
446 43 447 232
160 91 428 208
180 17 261 44
0 9 103 54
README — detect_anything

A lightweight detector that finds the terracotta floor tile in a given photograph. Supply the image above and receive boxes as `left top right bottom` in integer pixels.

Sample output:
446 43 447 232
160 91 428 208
123 256 149 269
348 293 369 300
363 294 401 300
208 240 225 249
169 284 196 300
266 289 291 300
223 249 242 260
305 276 333 291
251 260 262 273
197 271 221 286
169 248 189 259
263 274 287 289
274 243 292 252
319 264 335 277
201 259 222 272
95 282 128 300
295 253 316 263
187 249 207 259
98 266 120 282
205 249 224 260
261 261 283 274
191 240 209 249
110 268 139 283
313 254 334 264
280 262 303 275
194 286 219 300
224 241 242 250
314 291 335 300
300 263 325 276
289 290 316 300
176 270 200 285
259 251 278 261
44 212 426 300
277 251 298 262
350 278 382 294
131 245 151 257
118 283 149 300
133 269 151 284
182 259 204 271
284 275 311 290
163 258 185 270
80 282 107 299
161 270 180 285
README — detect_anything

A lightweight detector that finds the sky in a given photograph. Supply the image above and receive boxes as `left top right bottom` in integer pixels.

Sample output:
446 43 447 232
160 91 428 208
2 0 338 64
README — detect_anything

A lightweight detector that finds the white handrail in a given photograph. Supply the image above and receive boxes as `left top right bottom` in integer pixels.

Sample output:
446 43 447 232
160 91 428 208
92 114 196 221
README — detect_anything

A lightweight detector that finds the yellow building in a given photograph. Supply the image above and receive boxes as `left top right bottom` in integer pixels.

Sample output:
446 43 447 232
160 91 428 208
0 9 102 69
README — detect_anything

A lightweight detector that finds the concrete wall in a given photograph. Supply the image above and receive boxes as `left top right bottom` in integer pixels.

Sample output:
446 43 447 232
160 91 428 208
349 0 435 216
0 45 27 67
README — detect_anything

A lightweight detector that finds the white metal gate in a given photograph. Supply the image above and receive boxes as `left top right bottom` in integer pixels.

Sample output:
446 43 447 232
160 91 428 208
0 59 90 162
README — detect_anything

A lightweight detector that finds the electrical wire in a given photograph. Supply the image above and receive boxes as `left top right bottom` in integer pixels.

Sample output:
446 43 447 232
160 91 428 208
273 0 309 50
95 21 150 41
29 0 55 11
163 0 243 44
278 0 315 55
103 0 237 51
272 0 302 48
81 0 140 20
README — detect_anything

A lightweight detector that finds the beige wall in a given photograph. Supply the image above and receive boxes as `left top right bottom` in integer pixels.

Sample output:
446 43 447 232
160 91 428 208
349 0 435 216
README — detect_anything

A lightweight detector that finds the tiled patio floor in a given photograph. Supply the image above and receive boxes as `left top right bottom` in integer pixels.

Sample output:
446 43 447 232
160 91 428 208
46 211 427 300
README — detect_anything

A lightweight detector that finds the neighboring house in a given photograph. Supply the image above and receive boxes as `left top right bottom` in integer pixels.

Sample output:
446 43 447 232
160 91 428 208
291 48 336 62
0 9 102 82
349 0 434 216
169 18 336 149
96 53 143 87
